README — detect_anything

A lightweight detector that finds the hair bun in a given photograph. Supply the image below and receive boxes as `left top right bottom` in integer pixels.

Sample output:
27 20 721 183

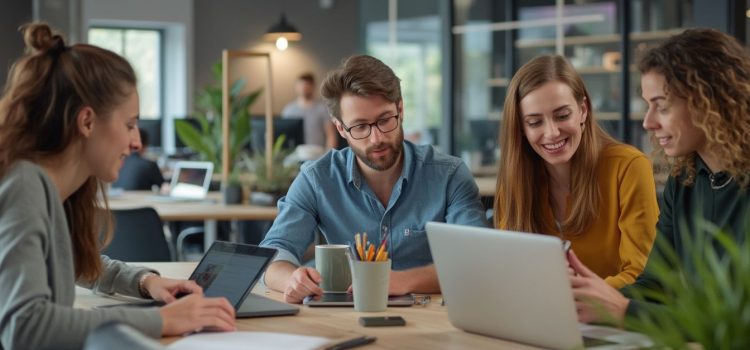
21 22 66 55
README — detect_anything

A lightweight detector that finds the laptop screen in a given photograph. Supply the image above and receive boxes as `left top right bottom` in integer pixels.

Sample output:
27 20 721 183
170 161 213 198
188 242 278 308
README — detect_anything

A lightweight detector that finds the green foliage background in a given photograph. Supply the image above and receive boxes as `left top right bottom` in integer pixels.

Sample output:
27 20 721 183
175 62 262 172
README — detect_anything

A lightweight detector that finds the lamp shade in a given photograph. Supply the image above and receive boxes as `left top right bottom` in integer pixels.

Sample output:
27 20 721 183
264 13 302 42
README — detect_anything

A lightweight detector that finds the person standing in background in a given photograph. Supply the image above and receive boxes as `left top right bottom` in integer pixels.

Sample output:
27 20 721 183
282 73 338 150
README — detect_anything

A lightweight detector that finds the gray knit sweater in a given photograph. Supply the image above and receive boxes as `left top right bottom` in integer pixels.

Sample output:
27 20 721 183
0 161 162 350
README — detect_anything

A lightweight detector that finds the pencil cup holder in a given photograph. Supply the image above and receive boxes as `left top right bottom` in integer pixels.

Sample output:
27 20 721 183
350 259 391 312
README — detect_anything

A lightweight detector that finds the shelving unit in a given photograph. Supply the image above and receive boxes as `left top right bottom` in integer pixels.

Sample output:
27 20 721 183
576 66 621 74
486 77 509 87
515 29 683 49
597 112 644 121
452 1 692 176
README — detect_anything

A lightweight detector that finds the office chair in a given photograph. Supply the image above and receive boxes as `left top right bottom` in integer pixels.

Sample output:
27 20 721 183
103 207 174 262
175 225 205 261
84 322 164 350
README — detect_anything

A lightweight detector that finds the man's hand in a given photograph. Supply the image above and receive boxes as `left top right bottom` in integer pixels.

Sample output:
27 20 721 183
568 250 630 325
283 267 323 304
390 265 440 295
388 270 413 296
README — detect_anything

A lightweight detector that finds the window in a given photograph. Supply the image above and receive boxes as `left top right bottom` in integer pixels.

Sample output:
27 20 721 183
361 0 446 150
88 27 162 119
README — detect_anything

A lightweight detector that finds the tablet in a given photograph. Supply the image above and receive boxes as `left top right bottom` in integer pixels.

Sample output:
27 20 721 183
303 292 414 307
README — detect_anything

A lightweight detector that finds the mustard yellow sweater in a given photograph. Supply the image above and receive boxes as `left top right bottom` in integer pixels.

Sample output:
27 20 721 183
542 144 659 288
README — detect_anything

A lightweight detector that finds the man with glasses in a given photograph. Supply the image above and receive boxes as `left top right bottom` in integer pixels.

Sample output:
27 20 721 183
260 55 488 303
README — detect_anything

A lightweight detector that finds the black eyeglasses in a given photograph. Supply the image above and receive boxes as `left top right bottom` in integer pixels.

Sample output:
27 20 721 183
340 114 400 140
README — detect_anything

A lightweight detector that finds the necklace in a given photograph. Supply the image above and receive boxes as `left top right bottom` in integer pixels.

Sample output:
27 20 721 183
708 171 734 190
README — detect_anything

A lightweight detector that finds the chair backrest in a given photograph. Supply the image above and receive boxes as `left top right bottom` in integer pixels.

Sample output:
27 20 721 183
103 207 172 262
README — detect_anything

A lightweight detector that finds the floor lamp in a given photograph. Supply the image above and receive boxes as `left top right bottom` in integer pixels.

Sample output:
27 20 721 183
221 50 274 186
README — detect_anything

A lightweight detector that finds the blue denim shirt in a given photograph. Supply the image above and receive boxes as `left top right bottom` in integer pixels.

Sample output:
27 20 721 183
260 141 489 270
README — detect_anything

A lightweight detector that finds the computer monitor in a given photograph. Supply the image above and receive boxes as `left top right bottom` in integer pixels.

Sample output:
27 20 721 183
468 119 500 166
138 119 162 149
249 117 305 153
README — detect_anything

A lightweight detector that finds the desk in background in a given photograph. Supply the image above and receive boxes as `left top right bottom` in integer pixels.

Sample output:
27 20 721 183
474 176 496 198
108 191 278 251
75 262 542 349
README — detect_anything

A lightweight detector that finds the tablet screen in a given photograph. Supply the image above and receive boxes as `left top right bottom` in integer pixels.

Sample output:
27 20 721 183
188 241 277 308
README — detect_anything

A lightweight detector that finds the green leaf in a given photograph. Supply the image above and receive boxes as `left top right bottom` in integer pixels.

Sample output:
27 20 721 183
175 119 216 164
625 216 750 349
230 78 246 97
184 60 270 174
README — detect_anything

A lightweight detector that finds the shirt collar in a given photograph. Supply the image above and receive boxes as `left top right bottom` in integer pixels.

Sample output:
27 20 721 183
400 141 415 183
346 141 415 189
347 150 361 189
695 154 711 175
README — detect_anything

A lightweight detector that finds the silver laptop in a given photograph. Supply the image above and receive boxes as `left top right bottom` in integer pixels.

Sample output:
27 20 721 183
151 161 213 201
426 222 652 349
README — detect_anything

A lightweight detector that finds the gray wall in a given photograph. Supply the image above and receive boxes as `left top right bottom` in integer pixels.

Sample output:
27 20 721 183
0 1 33 87
194 0 359 114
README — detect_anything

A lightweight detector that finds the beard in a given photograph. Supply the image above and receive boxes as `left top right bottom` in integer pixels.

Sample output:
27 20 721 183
350 129 404 171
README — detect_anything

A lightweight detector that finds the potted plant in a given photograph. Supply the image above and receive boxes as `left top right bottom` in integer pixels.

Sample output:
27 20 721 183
624 218 750 349
221 171 244 204
241 135 299 206
175 61 262 172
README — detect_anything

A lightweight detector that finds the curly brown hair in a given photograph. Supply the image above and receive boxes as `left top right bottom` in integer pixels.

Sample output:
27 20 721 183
638 28 750 188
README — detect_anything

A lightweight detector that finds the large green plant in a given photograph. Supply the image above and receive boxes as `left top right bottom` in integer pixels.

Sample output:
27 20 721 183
625 218 750 349
175 62 262 171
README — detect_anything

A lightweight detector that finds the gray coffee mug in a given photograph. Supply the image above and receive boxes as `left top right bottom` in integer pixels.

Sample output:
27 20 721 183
315 244 352 292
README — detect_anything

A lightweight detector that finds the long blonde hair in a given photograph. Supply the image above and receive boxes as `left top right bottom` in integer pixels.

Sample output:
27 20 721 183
639 28 750 188
494 55 617 235
0 23 136 282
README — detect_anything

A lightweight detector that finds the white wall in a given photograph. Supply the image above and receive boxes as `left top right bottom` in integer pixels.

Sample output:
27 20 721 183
82 0 194 154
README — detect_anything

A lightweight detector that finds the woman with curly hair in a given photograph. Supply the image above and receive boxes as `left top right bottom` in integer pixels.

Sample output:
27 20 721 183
568 28 750 325
494 55 659 288
0 23 235 349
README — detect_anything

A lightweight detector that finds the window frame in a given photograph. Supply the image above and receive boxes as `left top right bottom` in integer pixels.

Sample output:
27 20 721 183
87 26 165 120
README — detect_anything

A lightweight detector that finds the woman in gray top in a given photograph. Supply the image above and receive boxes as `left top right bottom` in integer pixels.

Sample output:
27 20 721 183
0 23 235 350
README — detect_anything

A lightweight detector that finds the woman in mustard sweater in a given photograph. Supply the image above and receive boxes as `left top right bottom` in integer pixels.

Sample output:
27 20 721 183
494 55 659 288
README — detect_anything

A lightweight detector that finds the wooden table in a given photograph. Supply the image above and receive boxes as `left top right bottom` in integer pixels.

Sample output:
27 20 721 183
75 262 538 349
107 191 278 251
